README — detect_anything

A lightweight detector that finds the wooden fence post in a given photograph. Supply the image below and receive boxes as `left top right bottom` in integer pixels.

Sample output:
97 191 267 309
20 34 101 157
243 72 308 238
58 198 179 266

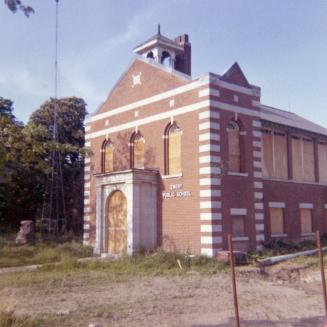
228 234 240 327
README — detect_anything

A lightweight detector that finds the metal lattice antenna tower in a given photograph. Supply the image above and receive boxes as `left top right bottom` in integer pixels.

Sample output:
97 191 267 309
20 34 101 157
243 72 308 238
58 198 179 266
40 0 66 239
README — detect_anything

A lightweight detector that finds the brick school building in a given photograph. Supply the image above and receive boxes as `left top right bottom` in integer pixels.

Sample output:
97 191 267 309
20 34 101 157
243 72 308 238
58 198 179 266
83 30 327 257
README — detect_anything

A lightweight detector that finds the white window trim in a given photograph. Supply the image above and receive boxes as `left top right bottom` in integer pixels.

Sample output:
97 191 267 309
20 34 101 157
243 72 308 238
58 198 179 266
299 203 313 209
301 232 315 237
271 233 288 238
230 208 247 215
228 172 248 177
269 202 286 208
232 236 249 241
162 173 183 179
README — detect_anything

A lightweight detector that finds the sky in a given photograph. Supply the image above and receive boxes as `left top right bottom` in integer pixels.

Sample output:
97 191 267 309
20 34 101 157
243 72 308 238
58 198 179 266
0 0 327 125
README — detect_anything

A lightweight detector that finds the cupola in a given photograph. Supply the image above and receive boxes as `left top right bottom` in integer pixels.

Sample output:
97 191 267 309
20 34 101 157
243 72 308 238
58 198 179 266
133 25 192 76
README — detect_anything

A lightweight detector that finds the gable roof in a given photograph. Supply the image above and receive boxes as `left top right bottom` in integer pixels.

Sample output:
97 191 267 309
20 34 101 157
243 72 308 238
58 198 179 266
90 56 191 117
260 105 327 136
221 62 251 88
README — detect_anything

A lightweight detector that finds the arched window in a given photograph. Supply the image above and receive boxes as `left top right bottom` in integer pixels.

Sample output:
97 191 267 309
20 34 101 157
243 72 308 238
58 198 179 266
131 132 145 169
146 51 154 59
165 122 182 175
227 121 241 172
102 139 114 173
161 51 171 67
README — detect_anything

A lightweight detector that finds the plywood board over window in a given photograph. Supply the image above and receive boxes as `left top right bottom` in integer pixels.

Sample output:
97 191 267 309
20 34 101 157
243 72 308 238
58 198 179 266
168 124 182 175
270 207 284 235
291 136 302 181
232 215 245 237
262 130 273 177
274 132 288 179
303 139 315 182
105 142 114 173
134 134 145 169
228 127 240 172
318 142 327 183
300 208 312 234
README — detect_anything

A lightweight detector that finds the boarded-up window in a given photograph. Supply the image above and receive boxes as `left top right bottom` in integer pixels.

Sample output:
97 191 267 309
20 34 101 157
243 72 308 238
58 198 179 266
168 123 182 175
232 216 245 237
227 121 240 172
318 142 327 183
262 130 273 177
303 139 314 182
274 132 288 179
104 141 114 172
262 130 287 179
292 136 315 182
292 136 302 180
270 208 284 235
300 208 312 234
133 133 145 169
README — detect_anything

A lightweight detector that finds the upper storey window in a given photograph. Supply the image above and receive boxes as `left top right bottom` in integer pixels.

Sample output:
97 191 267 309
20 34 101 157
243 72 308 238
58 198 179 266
227 121 241 172
165 122 182 175
131 132 145 169
262 129 288 179
318 141 327 183
102 139 114 173
291 136 314 182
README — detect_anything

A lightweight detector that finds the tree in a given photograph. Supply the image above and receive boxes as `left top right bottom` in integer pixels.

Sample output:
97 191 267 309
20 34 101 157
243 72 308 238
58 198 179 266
4 0 34 17
0 96 88 235
28 97 88 233
0 97 29 227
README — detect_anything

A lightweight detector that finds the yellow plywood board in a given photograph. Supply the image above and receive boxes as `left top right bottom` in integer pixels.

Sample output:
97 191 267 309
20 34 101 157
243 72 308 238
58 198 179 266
108 191 127 254
270 207 284 235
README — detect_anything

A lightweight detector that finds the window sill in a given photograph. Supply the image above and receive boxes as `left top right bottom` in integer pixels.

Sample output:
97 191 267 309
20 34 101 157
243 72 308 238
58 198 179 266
301 233 315 237
232 236 249 242
162 173 183 179
228 172 248 177
271 234 288 238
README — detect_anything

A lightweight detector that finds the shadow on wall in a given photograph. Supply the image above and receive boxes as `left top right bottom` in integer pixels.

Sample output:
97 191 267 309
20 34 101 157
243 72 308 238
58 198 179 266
114 132 132 170
113 131 157 170
144 146 156 168
193 316 324 327
157 177 164 247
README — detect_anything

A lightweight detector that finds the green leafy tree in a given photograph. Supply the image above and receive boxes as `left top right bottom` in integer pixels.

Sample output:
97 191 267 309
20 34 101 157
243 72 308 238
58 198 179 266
0 97 33 227
4 0 34 17
28 97 88 233
0 96 88 235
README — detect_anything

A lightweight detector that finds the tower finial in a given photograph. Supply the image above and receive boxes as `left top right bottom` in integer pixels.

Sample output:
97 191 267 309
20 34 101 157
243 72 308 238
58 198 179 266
158 24 161 35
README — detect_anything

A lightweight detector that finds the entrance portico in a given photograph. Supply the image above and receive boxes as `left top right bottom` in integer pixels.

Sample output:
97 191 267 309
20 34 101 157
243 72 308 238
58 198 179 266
94 169 158 255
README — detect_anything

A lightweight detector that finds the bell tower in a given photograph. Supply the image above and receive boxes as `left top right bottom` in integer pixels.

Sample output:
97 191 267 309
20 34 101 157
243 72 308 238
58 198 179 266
133 26 192 76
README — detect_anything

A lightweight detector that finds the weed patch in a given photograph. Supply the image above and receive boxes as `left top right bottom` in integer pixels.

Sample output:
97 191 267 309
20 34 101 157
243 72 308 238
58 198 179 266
0 312 43 327
0 238 93 268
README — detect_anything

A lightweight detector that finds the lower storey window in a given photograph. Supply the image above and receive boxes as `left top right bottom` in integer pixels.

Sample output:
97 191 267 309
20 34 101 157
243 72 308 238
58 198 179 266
300 208 312 234
270 208 284 235
232 216 245 237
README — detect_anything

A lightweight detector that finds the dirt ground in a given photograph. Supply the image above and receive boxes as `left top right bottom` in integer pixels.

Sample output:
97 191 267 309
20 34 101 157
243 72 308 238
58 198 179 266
0 262 326 326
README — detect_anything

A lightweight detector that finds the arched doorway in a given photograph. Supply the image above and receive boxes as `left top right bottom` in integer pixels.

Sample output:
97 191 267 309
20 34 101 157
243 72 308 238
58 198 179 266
107 190 127 254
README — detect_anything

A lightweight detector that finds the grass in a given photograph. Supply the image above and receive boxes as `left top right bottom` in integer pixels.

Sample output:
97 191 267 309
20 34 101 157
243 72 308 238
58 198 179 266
0 312 44 327
0 250 227 288
0 234 93 268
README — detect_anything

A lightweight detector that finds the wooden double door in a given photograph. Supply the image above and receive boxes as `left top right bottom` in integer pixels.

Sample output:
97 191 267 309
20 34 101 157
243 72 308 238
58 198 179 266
107 191 127 254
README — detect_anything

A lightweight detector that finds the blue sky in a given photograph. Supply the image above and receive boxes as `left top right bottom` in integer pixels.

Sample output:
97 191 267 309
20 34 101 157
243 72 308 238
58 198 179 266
1 0 327 125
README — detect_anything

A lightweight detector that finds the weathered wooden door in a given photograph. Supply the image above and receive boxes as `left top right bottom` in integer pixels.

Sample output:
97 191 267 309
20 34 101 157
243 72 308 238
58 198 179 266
107 191 127 254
